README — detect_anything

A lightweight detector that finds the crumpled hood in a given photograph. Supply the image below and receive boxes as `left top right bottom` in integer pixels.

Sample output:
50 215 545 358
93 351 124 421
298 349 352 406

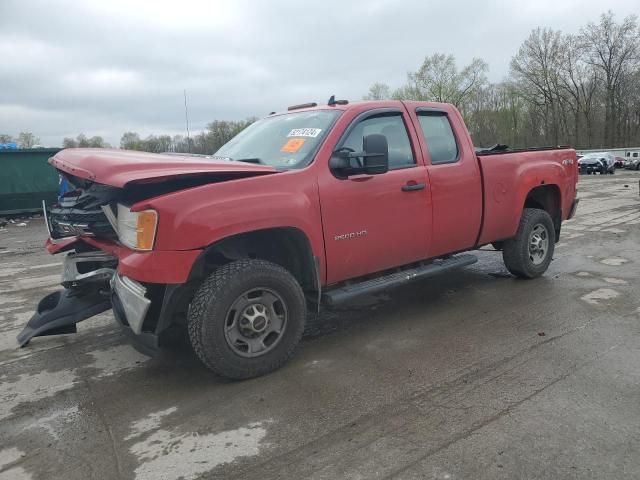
49 148 278 188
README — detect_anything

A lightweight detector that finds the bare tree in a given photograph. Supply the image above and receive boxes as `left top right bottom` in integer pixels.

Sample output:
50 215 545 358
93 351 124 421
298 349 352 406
580 11 640 146
17 132 40 148
361 12 640 150
363 82 391 100
62 137 77 148
120 132 142 150
394 54 488 108
87 136 106 148
511 28 565 145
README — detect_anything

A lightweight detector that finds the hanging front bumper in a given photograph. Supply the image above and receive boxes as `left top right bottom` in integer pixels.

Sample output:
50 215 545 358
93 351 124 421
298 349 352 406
110 273 151 335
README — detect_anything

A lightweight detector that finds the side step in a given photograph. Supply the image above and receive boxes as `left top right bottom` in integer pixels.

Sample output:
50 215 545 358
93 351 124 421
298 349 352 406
322 254 478 305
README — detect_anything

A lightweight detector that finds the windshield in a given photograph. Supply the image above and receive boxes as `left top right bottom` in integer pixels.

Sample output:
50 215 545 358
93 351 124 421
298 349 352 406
215 110 341 169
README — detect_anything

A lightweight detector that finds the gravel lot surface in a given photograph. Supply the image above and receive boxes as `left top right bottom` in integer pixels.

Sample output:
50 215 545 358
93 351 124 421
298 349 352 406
1 171 639 480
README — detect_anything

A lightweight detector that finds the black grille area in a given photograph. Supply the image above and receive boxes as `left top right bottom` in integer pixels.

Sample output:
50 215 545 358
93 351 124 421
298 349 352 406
49 184 120 240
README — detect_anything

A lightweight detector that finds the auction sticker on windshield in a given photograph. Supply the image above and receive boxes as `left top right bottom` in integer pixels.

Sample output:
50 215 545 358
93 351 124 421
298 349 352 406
281 138 306 153
287 128 322 138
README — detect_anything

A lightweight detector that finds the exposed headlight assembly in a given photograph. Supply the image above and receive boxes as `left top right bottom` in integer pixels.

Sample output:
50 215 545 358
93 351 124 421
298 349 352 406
116 204 158 251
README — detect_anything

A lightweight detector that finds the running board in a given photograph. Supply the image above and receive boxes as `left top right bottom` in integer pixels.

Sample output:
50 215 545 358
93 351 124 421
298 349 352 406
322 254 478 305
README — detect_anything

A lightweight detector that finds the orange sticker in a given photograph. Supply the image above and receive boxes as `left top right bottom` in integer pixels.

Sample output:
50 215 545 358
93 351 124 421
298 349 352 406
281 138 305 153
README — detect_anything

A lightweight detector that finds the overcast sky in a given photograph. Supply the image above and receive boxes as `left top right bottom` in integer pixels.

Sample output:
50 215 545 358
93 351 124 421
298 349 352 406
1 0 638 147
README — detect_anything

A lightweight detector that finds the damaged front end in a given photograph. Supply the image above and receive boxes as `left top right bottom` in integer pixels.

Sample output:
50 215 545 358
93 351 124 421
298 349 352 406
19 148 277 350
17 176 197 352
17 250 117 346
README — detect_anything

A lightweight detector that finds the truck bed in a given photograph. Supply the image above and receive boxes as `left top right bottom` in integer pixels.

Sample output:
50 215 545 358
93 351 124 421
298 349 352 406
476 146 577 245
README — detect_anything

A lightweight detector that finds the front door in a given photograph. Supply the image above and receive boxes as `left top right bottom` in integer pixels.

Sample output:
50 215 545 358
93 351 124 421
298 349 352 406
318 109 432 284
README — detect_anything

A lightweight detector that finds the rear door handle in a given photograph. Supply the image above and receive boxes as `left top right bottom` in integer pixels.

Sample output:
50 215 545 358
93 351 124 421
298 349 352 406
402 182 426 192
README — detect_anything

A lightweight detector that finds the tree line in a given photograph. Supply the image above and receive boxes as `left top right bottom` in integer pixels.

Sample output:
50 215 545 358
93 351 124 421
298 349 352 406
5 11 637 153
0 132 41 148
119 118 255 154
364 11 640 149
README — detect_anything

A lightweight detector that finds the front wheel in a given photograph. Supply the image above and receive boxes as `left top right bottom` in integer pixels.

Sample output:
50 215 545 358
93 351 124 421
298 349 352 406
188 259 306 379
502 208 555 279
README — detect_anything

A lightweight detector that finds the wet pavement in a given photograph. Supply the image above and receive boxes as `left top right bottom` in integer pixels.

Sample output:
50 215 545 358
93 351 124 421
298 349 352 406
1 171 639 480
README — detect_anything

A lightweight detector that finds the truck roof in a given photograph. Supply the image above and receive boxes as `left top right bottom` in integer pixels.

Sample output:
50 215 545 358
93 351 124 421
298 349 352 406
270 99 454 117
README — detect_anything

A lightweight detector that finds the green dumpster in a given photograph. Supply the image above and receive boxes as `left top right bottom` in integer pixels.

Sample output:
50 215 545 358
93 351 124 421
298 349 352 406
0 148 62 215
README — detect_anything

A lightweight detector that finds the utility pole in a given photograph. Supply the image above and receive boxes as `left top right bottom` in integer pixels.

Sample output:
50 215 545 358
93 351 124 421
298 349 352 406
184 89 191 153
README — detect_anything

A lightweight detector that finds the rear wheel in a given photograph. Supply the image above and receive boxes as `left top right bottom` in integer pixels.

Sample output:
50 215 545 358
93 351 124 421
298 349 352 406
502 208 555 279
188 259 306 379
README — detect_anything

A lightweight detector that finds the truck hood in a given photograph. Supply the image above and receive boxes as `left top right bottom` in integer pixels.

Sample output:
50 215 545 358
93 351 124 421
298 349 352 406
49 148 278 188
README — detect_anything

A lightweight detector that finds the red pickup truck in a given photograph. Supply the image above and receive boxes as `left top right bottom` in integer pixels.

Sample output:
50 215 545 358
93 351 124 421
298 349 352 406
18 99 579 379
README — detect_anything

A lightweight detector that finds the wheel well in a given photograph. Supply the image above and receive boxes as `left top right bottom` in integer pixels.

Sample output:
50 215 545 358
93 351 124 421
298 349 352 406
189 228 318 293
524 184 561 240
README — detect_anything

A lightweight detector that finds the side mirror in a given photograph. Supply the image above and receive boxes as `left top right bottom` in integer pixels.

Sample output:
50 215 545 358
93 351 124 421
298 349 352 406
362 134 388 175
329 134 389 178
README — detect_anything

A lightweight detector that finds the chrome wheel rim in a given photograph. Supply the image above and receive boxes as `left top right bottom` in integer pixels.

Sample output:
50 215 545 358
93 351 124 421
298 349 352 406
224 288 287 358
528 224 549 266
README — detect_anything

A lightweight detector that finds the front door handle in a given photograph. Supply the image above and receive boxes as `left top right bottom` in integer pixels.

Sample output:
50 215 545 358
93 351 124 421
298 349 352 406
401 182 426 192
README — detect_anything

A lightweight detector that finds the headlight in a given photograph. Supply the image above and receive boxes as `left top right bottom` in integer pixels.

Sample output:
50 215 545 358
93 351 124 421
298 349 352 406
117 204 158 251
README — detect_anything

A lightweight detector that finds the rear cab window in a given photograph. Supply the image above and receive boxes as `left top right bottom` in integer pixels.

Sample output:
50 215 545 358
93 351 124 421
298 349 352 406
417 113 459 164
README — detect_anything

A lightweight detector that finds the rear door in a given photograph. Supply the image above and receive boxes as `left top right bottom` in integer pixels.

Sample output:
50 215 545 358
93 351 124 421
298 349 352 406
407 105 483 257
317 107 432 284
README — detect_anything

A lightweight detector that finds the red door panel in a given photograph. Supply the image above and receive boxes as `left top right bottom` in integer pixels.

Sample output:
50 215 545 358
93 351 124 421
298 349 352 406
318 167 431 284
405 102 483 256
317 107 432 285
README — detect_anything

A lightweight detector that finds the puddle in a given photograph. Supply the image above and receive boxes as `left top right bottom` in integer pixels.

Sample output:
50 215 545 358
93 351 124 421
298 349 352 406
575 272 591 277
603 277 628 285
580 288 620 305
130 421 270 480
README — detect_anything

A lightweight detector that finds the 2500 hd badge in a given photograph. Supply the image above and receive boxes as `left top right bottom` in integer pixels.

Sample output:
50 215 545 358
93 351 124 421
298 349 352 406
334 230 367 241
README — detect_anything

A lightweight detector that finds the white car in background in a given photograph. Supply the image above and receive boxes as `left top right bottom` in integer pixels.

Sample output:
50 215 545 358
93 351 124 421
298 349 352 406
578 152 616 174
624 151 640 170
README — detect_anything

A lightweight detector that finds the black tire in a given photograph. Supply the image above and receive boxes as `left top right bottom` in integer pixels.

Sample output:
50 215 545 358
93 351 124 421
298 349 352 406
188 259 306 379
502 208 555 279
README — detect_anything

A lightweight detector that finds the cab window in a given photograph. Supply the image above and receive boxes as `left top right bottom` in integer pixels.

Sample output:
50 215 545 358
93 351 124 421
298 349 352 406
417 113 459 164
342 113 415 170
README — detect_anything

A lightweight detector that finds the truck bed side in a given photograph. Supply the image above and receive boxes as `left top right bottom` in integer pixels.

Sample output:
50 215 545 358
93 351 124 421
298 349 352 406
476 148 578 245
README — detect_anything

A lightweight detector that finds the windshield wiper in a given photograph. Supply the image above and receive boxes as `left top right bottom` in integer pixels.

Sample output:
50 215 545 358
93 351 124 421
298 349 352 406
233 157 264 164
